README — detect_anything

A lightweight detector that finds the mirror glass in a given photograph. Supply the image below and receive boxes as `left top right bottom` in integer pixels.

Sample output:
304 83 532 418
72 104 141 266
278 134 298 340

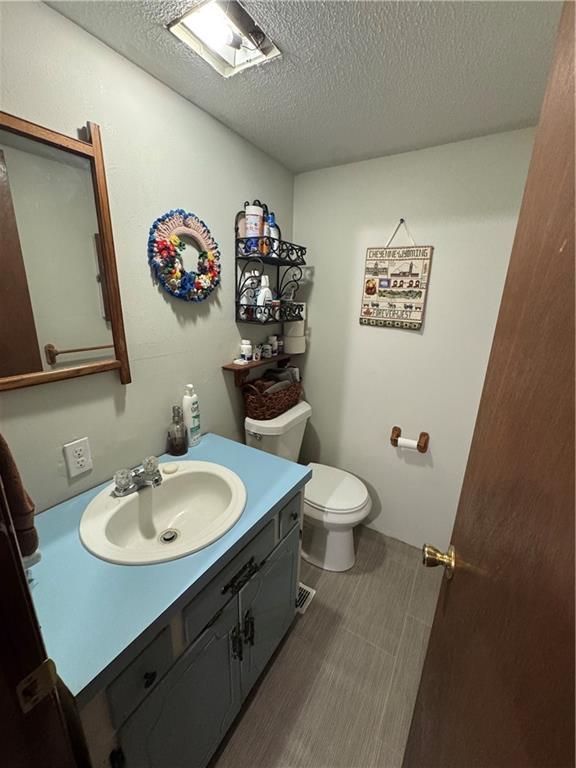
0 129 114 378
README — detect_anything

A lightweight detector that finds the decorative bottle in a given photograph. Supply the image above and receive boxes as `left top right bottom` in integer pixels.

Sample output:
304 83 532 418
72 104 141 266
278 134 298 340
167 406 187 456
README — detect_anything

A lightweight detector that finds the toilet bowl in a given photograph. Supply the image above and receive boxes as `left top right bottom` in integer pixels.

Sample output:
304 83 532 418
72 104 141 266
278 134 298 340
244 401 371 572
302 463 371 572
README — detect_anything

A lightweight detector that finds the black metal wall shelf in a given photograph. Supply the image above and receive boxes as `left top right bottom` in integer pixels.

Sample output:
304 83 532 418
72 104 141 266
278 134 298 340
235 202 307 325
235 302 305 324
236 237 306 266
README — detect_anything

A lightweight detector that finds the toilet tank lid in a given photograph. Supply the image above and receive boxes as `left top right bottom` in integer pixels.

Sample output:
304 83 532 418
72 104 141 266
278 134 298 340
245 400 312 436
305 463 369 513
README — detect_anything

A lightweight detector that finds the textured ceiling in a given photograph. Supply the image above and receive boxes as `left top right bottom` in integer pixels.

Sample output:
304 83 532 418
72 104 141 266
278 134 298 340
47 1 561 172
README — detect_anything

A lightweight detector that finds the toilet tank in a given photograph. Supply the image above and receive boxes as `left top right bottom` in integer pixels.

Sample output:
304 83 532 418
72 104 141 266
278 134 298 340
245 401 312 462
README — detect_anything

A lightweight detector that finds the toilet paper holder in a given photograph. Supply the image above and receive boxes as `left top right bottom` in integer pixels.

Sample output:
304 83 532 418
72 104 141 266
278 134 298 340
390 426 430 454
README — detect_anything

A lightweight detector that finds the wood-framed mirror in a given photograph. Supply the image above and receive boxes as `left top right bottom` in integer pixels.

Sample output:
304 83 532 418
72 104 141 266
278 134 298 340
0 111 130 391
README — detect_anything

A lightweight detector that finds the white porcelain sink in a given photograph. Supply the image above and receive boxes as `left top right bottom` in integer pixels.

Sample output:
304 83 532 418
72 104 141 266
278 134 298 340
79 461 246 565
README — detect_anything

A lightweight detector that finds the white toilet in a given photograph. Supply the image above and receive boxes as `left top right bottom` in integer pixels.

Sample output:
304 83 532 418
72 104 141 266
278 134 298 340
245 401 371 572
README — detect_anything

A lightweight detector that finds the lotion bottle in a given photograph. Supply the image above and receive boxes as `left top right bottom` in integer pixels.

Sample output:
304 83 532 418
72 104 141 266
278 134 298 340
183 384 201 447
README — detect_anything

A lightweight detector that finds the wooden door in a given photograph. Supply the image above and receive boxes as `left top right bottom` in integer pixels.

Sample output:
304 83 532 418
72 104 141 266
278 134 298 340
0 149 43 377
403 4 574 767
0 479 79 768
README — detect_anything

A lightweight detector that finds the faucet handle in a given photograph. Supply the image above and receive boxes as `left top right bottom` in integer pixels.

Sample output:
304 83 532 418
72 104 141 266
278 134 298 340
114 469 133 493
142 456 159 476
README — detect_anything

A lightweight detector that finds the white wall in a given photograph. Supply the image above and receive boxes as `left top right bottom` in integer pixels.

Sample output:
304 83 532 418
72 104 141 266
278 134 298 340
0 1 293 512
293 130 533 548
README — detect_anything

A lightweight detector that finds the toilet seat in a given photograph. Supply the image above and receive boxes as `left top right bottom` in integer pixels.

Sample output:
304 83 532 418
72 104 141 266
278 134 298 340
305 463 369 514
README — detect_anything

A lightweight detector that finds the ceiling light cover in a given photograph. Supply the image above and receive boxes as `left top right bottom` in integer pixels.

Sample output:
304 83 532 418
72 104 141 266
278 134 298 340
169 0 281 78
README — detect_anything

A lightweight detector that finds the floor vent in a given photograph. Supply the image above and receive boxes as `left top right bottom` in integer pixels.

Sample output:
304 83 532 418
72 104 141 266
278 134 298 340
296 583 316 614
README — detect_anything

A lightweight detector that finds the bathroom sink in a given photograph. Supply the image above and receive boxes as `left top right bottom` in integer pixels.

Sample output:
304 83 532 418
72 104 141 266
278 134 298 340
79 461 246 565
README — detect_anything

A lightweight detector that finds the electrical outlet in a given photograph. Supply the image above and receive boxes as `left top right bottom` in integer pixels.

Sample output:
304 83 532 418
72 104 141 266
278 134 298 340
63 437 93 478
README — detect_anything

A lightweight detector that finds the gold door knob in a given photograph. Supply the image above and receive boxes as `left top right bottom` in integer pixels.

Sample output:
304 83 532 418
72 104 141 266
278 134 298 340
422 544 456 579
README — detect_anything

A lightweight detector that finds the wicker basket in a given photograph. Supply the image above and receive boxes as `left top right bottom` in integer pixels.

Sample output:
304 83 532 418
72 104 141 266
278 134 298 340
242 378 303 421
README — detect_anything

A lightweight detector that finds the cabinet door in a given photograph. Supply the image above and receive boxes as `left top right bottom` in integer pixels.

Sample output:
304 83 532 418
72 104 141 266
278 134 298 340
239 524 300 698
119 598 241 768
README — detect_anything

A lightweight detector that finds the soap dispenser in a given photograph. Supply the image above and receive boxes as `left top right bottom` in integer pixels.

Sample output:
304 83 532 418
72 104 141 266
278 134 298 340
167 405 188 456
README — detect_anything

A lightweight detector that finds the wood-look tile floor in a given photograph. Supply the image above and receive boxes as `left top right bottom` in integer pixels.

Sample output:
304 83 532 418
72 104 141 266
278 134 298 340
210 527 442 768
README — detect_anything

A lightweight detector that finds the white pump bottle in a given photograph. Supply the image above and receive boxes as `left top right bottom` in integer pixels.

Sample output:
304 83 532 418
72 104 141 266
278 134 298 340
182 384 201 447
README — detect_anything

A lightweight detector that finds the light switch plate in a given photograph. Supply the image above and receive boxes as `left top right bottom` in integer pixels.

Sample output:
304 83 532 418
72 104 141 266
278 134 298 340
63 437 93 478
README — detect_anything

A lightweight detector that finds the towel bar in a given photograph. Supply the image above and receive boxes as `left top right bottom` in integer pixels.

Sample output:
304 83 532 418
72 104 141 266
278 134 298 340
44 343 114 366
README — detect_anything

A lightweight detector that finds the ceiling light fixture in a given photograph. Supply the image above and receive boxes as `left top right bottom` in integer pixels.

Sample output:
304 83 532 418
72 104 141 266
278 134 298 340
168 0 281 78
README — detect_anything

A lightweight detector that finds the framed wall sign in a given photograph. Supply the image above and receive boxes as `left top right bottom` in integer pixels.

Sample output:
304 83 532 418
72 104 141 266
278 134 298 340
359 244 433 330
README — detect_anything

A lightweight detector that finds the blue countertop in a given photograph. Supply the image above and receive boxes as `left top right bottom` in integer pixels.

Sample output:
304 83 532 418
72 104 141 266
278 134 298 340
31 434 311 705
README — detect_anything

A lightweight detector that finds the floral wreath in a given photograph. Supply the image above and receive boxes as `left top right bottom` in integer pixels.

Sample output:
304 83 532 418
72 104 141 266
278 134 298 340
148 209 221 301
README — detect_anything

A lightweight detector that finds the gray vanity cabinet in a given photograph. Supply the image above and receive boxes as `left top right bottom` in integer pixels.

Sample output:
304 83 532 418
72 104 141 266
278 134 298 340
118 599 241 768
239 524 300 698
116 500 301 768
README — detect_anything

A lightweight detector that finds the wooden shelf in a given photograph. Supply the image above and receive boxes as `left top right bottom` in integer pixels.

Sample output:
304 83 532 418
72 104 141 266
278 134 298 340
222 353 291 387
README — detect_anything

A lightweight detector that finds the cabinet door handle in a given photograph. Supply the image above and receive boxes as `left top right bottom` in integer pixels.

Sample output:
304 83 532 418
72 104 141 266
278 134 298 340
221 557 259 595
231 626 243 661
243 610 255 646
290 511 299 522
143 670 157 689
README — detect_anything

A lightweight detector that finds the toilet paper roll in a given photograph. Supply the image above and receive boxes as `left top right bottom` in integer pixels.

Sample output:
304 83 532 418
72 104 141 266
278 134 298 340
397 437 419 450
284 320 306 337
283 335 307 354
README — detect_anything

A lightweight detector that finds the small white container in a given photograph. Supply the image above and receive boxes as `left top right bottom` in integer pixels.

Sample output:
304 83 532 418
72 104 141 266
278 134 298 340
257 275 273 322
267 335 278 356
240 339 253 361
262 344 273 358
245 205 263 252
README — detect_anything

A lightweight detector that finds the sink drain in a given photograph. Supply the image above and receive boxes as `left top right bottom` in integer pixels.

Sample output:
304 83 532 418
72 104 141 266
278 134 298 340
159 529 179 544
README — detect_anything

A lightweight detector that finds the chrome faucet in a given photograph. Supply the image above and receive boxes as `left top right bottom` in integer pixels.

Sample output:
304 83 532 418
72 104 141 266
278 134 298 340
112 456 163 497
